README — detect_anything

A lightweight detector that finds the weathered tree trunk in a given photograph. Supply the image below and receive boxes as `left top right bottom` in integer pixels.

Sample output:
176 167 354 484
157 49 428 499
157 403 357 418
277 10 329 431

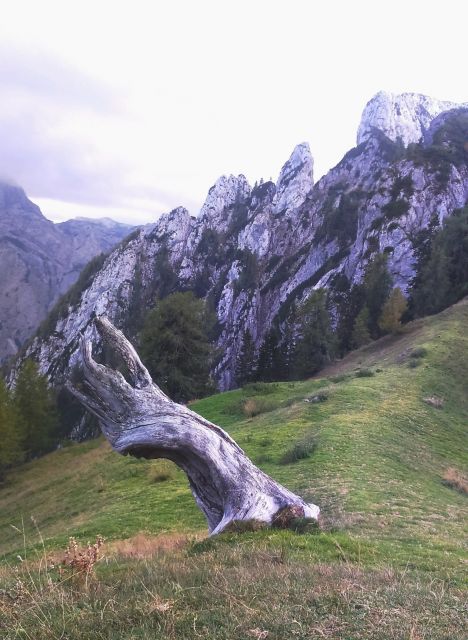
67 317 320 535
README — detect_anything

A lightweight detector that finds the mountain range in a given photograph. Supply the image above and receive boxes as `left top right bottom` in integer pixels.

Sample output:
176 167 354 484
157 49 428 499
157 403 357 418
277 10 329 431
8 90 468 437
0 185 133 362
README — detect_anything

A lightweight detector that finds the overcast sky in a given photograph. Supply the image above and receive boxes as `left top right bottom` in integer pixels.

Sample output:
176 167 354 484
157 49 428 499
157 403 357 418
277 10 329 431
0 0 466 224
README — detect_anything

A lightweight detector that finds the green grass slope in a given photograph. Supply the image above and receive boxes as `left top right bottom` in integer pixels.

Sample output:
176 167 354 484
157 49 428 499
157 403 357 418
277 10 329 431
1 300 467 639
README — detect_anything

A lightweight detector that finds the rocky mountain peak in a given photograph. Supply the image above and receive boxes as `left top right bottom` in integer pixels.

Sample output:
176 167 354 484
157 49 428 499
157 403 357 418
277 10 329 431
199 174 251 227
357 91 468 147
274 142 314 214
0 180 44 221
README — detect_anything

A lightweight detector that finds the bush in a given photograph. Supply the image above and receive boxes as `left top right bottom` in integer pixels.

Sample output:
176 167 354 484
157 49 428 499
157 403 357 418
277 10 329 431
355 368 375 378
408 359 422 368
410 347 428 359
280 432 318 464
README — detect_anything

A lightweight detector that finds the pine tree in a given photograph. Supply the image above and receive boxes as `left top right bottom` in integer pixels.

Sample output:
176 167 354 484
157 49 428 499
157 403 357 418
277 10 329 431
378 288 408 334
14 360 58 459
411 239 450 316
255 328 284 382
351 306 371 348
293 289 335 378
281 304 298 380
140 292 215 402
363 253 393 337
235 330 256 387
333 279 366 356
0 377 23 480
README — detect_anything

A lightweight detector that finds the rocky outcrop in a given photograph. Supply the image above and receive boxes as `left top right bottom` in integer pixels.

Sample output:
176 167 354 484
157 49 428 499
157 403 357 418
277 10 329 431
12 92 468 437
357 91 468 147
0 184 133 361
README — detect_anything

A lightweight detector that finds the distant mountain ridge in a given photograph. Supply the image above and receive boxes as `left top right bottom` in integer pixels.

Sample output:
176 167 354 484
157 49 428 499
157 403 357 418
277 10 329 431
11 91 468 437
0 183 134 361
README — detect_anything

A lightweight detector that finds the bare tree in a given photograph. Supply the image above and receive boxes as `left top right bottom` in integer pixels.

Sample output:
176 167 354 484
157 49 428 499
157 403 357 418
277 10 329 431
68 317 320 535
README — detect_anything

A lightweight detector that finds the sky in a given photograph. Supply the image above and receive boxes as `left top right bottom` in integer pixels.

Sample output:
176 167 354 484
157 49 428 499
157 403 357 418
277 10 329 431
0 0 466 224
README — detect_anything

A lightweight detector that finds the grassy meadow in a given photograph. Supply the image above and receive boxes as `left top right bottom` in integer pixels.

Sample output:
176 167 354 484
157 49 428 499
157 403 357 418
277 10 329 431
0 300 467 638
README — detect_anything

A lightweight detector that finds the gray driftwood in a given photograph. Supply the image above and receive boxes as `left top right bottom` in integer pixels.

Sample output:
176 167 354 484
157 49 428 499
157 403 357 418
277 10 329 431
67 317 320 534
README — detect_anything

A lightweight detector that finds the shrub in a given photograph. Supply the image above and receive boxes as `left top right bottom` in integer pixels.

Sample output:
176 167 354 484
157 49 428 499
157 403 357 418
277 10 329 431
355 368 375 378
280 432 318 464
410 347 428 359
61 535 104 585
442 467 468 494
408 359 421 368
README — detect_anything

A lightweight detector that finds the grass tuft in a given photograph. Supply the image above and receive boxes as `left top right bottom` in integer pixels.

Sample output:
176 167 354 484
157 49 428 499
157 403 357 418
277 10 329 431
279 431 318 464
442 467 468 494
147 460 176 483
242 397 280 417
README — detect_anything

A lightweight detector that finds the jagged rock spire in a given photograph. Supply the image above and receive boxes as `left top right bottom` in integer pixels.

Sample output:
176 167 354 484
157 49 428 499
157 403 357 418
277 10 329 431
274 142 314 214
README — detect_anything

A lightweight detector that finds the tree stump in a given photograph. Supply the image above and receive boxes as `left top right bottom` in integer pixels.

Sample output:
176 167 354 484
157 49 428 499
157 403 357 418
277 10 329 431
67 317 320 535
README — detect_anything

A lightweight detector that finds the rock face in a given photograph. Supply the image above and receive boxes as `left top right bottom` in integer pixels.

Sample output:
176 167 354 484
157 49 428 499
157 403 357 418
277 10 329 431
0 184 133 361
357 91 468 146
12 92 468 437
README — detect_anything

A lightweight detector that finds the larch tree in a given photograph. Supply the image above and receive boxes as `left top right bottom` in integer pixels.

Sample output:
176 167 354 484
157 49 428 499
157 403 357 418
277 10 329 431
378 288 408 335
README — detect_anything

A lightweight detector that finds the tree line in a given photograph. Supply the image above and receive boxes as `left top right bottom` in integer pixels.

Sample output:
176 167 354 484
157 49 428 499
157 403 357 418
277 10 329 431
236 253 408 386
0 360 59 481
1 205 466 477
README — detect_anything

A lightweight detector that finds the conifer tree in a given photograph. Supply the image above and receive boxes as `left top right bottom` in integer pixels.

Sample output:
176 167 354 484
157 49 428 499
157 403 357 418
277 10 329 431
351 306 372 348
255 328 284 382
0 377 22 480
14 360 58 459
363 253 393 337
378 288 408 334
281 304 298 380
293 289 335 378
140 292 214 402
235 329 256 388
410 239 450 316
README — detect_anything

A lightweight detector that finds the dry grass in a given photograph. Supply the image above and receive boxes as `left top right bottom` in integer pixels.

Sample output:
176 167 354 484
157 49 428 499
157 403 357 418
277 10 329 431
1 541 466 639
110 532 199 559
242 397 279 418
442 467 468 494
